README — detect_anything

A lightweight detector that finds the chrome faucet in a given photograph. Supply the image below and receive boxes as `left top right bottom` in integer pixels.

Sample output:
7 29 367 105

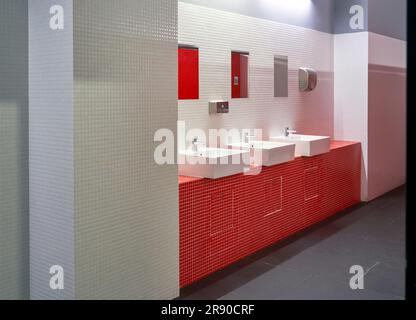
284 127 297 137
244 133 256 144
191 137 205 153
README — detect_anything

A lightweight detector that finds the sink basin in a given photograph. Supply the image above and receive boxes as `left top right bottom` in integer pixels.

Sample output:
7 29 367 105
228 141 296 167
270 135 330 157
178 147 250 179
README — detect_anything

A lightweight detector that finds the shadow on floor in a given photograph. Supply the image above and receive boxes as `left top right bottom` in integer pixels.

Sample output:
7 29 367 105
179 186 406 300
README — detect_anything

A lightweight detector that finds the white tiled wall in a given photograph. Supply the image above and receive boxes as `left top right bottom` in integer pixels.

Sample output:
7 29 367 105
29 0 75 300
178 2 334 142
29 0 179 300
73 0 179 300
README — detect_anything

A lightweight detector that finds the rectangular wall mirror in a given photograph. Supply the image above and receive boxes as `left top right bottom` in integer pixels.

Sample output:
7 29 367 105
274 55 288 97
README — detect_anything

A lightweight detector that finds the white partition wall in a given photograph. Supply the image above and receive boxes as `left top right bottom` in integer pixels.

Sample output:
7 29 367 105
368 33 406 201
334 33 407 202
29 0 179 300
334 32 369 201
334 0 406 201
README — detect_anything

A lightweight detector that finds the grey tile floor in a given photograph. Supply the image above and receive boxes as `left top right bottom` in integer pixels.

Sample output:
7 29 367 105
180 186 406 300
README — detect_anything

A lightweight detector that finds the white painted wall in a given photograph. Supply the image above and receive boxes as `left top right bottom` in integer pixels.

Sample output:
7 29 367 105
368 33 406 200
178 2 334 144
334 32 369 201
369 33 407 68
334 32 407 201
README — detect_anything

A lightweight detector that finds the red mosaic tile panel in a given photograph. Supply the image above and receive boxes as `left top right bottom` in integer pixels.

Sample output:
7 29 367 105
179 141 362 288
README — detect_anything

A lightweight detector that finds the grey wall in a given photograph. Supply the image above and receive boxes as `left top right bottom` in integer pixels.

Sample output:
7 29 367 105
334 0 407 41
180 0 335 34
334 0 368 34
29 0 75 299
368 0 407 41
0 0 29 300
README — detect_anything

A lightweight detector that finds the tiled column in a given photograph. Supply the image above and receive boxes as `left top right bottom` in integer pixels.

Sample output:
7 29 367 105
29 0 179 300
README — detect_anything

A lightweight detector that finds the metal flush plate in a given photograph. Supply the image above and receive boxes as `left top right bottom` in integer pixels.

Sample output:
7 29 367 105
274 55 288 97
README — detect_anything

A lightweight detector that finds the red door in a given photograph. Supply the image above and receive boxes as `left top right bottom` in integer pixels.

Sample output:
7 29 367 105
178 47 199 100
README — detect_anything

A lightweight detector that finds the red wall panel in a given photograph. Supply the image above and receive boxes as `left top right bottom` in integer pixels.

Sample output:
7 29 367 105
232 52 248 98
179 142 361 288
240 54 248 98
178 48 199 100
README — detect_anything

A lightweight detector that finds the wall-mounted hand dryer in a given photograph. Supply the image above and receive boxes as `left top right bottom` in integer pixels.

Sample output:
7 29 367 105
299 68 317 92
209 101 229 115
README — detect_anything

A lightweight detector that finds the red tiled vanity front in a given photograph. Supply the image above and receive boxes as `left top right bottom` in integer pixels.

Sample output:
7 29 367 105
179 141 361 288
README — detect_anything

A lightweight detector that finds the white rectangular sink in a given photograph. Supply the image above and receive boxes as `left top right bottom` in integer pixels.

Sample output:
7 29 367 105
270 135 330 157
228 141 296 167
178 147 250 179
